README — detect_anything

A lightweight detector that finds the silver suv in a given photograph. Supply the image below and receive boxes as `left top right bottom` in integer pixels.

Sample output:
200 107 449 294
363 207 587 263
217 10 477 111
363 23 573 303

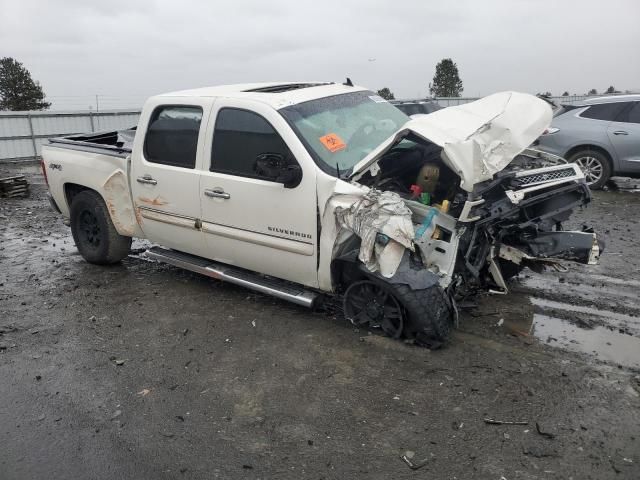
535 95 640 189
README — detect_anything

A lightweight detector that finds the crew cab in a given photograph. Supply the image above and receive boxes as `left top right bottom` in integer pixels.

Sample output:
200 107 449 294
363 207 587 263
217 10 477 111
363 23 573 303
42 82 600 346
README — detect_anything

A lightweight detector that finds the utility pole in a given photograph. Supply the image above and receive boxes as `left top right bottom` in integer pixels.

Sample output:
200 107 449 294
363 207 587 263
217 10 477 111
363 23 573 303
95 94 100 113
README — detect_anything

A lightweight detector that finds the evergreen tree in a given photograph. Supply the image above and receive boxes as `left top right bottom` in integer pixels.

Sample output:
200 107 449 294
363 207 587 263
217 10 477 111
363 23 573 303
429 58 463 97
0 57 51 111
376 87 395 100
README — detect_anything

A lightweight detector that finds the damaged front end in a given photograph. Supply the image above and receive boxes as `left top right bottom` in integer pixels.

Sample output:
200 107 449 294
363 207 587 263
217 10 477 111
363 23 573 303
324 91 599 345
458 161 599 294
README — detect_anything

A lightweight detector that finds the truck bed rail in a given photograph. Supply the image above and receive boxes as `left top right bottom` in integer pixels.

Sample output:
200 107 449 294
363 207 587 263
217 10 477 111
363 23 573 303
47 128 135 158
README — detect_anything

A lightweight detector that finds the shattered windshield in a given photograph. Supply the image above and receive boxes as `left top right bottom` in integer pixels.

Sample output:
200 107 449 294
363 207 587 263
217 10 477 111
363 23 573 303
280 91 409 177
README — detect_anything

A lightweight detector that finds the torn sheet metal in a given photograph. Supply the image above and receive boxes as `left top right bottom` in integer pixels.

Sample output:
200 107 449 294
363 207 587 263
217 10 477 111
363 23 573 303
351 92 552 191
117 128 136 150
103 169 143 237
409 202 459 286
334 190 415 277
518 231 600 265
316 173 370 291
497 230 600 272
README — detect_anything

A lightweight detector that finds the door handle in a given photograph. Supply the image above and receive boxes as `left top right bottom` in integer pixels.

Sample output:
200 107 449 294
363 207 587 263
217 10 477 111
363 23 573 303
136 174 157 185
613 130 629 135
204 188 231 199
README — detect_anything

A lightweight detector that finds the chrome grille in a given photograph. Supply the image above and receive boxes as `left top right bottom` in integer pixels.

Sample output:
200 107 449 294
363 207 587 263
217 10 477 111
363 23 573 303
518 167 577 186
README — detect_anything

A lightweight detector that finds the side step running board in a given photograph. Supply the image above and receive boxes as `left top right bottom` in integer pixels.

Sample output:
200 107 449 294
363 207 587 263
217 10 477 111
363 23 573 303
145 246 318 308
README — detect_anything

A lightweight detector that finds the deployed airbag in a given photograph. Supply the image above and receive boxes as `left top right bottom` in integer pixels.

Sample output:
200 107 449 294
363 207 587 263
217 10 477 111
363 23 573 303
334 190 415 277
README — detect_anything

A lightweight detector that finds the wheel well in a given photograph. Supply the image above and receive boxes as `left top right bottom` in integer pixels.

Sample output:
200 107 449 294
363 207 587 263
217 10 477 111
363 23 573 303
331 258 364 293
565 144 612 167
64 183 94 209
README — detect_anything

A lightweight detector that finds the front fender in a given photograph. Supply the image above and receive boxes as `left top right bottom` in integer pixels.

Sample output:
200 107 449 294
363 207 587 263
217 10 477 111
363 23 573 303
358 252 441 290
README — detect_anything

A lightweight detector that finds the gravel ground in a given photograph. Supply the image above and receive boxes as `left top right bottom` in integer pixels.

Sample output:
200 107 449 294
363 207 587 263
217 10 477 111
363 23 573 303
1 163 639 479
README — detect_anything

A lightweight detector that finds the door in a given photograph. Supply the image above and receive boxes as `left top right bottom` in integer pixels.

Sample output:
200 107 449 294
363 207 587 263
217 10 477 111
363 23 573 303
200 100 319 288
131 103 208 256
607 101 640 173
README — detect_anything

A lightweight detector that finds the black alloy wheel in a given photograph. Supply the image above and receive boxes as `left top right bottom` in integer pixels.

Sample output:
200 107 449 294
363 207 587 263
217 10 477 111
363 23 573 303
343 280 404 339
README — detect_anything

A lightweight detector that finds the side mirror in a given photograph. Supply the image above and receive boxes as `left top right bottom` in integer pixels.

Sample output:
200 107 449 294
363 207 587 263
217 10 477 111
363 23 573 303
255 153 302 188
277 164 302 189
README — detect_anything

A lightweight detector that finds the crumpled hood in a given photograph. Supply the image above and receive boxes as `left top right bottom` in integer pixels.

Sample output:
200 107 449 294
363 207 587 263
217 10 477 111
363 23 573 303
350 92 552 192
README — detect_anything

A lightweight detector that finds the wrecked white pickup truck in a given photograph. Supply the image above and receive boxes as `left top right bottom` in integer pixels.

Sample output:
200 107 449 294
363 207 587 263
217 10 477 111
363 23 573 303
41 82 599 346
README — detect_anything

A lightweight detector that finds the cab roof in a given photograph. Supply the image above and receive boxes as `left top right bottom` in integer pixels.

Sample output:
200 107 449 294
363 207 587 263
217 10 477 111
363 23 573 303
577 94 640 106
155 82 369 110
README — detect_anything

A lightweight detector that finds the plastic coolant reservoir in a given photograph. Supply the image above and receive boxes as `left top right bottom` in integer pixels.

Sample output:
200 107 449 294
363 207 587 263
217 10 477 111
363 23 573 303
414 200 450 240
414 208 438 240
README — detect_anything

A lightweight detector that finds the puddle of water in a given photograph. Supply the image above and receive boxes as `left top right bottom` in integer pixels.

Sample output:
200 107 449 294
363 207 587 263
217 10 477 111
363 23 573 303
533 313 640 369
530 297 640 328
610 177 640 192
498 296 640 368
523 276 639 301
586 274 640 289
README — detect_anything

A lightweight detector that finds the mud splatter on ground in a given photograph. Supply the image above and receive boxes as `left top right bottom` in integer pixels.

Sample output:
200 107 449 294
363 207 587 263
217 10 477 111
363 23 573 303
1 164 639 479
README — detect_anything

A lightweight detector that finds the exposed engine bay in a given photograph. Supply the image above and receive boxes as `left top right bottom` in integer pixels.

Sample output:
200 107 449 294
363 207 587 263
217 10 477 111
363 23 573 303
357 135 463 214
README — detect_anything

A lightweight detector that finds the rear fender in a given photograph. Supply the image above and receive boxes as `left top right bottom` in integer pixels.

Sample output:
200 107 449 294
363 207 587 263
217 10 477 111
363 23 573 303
102 170 142 237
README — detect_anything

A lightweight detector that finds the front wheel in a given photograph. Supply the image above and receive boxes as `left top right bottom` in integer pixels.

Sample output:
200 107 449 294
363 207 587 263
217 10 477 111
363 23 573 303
567 150 611 190
343 279 453 346
70 190 132 264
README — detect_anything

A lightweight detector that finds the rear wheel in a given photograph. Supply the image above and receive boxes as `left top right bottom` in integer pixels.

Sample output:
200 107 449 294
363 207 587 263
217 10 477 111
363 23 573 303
70 190 131 264
567 150 611 190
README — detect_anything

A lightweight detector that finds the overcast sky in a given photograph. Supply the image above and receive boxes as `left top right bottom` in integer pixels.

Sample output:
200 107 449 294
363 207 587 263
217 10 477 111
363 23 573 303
1 0 638 109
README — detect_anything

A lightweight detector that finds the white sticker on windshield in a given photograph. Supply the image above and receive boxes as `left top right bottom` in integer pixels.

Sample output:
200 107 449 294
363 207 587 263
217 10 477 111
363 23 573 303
369 95 388 103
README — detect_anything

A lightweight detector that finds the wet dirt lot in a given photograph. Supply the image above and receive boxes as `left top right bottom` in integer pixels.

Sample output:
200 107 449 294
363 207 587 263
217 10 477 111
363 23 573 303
1 163 639 479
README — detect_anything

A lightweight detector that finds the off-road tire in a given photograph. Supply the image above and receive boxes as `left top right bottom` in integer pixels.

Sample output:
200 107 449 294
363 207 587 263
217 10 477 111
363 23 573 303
70 190 131 264
392 283 453 346
567 149 611 190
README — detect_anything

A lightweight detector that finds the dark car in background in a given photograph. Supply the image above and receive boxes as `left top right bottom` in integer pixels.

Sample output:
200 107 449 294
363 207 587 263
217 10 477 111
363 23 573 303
391 99 443 117
535 95 640 189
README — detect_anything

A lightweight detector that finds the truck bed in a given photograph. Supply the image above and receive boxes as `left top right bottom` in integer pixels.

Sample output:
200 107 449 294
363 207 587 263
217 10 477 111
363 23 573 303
41 127 142 238
48 128 136 157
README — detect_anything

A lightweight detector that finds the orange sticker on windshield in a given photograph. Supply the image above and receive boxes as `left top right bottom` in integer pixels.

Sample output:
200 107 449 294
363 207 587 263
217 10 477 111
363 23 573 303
319 133 346 153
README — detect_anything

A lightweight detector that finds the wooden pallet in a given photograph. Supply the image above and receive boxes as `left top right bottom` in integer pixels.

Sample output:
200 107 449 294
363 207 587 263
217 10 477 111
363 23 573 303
0 175 30 198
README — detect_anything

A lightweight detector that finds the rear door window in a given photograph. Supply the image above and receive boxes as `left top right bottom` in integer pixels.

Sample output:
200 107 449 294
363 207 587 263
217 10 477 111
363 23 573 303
579 102 629 121
144 106 203 168
210 108 297 180
618 102 640 124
